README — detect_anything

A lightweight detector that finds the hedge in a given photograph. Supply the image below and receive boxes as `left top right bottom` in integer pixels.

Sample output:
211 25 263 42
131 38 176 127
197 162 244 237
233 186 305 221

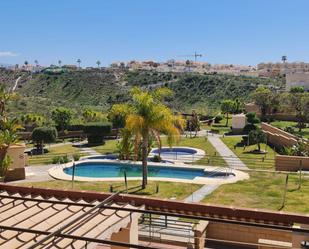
83 122 112 144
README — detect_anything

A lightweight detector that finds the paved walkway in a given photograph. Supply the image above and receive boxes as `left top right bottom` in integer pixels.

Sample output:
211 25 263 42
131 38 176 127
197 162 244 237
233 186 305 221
207 135 248 169
73 142 101 156
184 184 219 203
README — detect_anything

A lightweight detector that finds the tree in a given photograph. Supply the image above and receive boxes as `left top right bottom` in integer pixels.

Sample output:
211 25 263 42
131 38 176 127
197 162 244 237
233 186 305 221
186 110 200 137
0 86 21 176
251 86 274 119
51 107 73 131
289 90 309 132
58 60 62 67
108 104 132 138
233 98 243 114
96 60 101 68
24 61 28 66
82 109 107 123
20 113 45 128
124 87 183 189
77 59 81 68
34 60 39 67
31 127 57 152
221 99 235 127
248 129 266 152
244 112 260 134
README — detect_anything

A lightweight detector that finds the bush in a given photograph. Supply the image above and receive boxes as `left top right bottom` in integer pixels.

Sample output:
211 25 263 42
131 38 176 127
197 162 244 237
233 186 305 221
52 156 61 164
32 127 57 153
243 124 257 134
83 122 112 144
284 126 295 134
52 155 70 164
73 153 80 161
214 115 223 123
152 155 162 162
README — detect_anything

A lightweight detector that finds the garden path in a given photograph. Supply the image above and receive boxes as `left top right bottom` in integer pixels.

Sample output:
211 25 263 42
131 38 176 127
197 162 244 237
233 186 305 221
207 135 248 169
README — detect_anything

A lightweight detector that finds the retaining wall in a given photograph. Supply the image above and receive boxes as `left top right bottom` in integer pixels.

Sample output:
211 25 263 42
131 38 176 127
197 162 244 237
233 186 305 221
275 155 309 171
261 122 300 148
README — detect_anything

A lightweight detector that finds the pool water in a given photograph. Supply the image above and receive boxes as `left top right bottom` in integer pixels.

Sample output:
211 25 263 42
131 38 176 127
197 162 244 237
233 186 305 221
64 162 230 180
151 148 197 157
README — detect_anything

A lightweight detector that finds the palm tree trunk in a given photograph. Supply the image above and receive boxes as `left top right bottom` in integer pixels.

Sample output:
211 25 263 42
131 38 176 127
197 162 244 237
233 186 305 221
141 134 148 189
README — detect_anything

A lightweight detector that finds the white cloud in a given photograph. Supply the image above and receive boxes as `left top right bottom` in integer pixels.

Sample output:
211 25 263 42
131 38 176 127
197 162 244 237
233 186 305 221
0 51 19 57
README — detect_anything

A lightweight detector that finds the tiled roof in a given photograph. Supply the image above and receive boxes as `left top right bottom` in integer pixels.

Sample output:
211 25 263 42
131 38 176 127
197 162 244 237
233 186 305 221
0 189 143 248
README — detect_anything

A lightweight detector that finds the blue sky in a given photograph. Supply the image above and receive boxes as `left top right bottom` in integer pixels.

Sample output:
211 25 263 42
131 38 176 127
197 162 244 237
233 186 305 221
1 0 309 66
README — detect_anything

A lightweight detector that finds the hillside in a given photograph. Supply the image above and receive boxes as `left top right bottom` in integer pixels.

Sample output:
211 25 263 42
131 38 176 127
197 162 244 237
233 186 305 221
0 68 284 115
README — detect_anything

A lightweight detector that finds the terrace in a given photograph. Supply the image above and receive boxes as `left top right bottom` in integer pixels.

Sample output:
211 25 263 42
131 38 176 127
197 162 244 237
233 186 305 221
0 184 308 249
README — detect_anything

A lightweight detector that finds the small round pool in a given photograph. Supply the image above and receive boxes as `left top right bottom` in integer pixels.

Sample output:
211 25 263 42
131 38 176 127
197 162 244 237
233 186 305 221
63 162 232 180
151 147 197 156
149 147 205 162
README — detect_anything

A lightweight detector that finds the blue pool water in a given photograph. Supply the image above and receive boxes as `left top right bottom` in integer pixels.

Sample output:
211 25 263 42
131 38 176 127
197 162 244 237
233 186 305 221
64 162 230 179
151 148 197 156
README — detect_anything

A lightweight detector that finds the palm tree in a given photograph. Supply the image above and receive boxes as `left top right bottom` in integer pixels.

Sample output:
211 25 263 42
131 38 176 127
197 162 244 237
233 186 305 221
125 87 184 188
34 60 39 67
24 61 28 67
58 60 62 67
96 60 101 68
77 59 81 68
282 55 287 63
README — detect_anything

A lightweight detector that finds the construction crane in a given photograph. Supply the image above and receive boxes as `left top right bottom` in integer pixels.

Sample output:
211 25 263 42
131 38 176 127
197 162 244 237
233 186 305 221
178 52 203 62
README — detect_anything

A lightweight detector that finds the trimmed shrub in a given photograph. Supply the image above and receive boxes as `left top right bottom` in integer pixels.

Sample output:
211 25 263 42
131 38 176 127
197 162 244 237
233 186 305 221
83 122 112 144
32 127 57 153
243 124 257 134
214 115 223 123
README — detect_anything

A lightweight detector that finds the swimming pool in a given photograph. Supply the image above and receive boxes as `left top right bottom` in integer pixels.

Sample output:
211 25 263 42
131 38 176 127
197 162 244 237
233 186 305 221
151 147 197 156
149 147 205 162
63 162 231 180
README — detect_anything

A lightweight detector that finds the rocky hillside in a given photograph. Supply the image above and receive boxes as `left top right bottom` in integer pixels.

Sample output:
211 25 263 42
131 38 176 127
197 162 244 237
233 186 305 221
0 68 284 115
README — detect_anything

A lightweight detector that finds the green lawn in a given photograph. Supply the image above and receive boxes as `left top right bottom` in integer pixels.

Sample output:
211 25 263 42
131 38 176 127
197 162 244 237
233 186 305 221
28 144 83 165
92 137 227 167
203 171 309 214
270 120 309 139
221 136 276 169
91 139 119 154
16 180 202 200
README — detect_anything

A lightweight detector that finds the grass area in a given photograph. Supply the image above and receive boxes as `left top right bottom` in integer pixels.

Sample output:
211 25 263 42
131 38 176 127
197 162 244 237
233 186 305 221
16 180 202 200
203 171 309 213
28 144 83 165
270 120 309 139
221 136 276 169
91 139 118 154
92 136 227 167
